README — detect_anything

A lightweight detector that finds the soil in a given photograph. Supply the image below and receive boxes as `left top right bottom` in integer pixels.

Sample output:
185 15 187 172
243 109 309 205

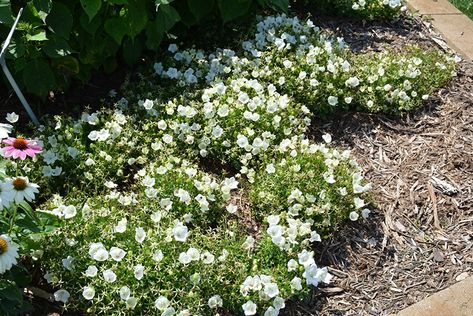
6 11 473 316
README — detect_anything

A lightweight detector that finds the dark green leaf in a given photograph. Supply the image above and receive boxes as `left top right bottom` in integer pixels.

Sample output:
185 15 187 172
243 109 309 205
125 1 149 38
0 0 12 25
187 0 214 21
123 36 143 65
268 0 288 12
145 4 180 49
46 2 73 40
33 0 52 22
217 0 252 23
22 59 56 96
104 17 127 44
6 38 26 58
54 55 80 75
9 265 32 288
80 0 101 21
0 283 22 302
108 0 128 4
43 35 74 58
80 11 101 35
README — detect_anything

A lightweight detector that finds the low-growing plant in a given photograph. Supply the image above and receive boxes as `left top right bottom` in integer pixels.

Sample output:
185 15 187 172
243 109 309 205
304 0 407 20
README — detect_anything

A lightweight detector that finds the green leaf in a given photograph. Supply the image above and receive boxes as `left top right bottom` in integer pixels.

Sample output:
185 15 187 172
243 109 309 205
26 29 48 41
123 36 143 65
9 265 32 288
43 35 74 58
22 59 56 96
125 1 149 38
217 0 252 23
104 17 127 44
33 0 52 22
80 0 101 21
145 4 180 49
108 0 129 4
0 0 12 25
187 0 214 21
0 283 22 302
80 11 101 35
268 0 288 12
54 55 80 75
46 2 73 40
6 38 26 58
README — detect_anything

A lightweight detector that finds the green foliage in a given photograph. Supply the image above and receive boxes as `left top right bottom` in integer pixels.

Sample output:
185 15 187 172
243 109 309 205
0 0 289 97
304 0 406 20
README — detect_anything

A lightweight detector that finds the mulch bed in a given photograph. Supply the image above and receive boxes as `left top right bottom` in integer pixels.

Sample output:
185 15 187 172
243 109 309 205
286 14 473 316
9 12 473 316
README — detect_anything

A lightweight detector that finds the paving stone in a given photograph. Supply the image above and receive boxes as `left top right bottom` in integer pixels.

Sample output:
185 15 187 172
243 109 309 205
397 277 473 316
407 0 462 15
406 0 473 60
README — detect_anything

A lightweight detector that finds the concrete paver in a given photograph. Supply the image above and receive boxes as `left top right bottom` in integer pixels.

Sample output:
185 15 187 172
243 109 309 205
397 277 473 316
406 0 473 60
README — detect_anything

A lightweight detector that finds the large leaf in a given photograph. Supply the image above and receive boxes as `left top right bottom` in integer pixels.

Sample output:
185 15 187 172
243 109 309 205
25 29 48 41
22 58 56 96
43 35 73 58
80 10 101 35
80 0 101 21
33 0 52 22
187 0 214 21
268 0 288 12
145 4 180 49
125 0 149 38
0 0 12 25
46 2 73 40
104 17 127 44
123 36 143 65
217 0 252 23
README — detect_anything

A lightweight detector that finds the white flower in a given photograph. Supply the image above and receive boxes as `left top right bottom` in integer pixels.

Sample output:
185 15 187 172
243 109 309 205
265 164 275 173
63 205 77 219
135 227 146 243
110 247 126 262
264 283 279 298
85 265 98 277
0 123 12 139
208 295 223 308
92 247 109 261
54 289 70 303
0 235 17 274
120 286 131 300
62 256 74 270
322 133 332 144
153 250 164 262
349 211 359 221
143 99 154 110
6 112 19 124
126 297 137 310
226 203 238 214
82 286 95 300
8 177 39 204
242 300 257 315
361 208 371 219
103 269 117 283
201 251 215 264
345 77 360 88
155 296 170 311
172 222 189 242
134 264 145 280
328 96 338 106
354 197 365 209
114 218 127 233
291 277 302 291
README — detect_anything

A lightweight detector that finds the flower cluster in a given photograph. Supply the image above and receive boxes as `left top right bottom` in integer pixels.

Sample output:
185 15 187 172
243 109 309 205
22 12 455 316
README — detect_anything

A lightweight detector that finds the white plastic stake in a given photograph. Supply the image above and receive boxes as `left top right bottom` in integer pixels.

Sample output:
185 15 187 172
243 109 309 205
0 8 40 126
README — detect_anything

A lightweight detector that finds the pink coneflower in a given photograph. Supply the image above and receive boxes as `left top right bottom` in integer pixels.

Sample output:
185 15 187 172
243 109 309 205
2 137 42 160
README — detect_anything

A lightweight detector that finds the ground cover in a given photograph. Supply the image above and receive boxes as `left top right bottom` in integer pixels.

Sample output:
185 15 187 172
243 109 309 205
1 2 471 316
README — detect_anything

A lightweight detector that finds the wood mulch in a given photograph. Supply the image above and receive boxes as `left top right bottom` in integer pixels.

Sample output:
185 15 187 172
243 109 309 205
284 14 473 316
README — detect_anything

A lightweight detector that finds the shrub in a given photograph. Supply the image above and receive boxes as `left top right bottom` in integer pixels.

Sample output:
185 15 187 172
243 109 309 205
0 0 289 97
